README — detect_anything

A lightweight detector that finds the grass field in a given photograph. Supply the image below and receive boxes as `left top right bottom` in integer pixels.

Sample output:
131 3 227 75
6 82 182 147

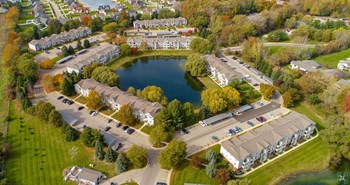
291 102 326 130
107 50 193 70
140 125 152 134
314 49 350 69
245 136 330 185
197 76 221 89
5 101 117 185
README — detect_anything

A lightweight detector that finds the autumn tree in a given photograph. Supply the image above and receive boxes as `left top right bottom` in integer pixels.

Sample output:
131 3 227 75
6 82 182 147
190 155 204 169
81 16 92 26
4 6 20 30
53 74 65 85
2 43 19 66
259 83 276 100
41 74 55 92
149 125 169 146
185 53 207 77
201 87 241 114
215 168 231 185
343 93 350 113
282 92 293 108
126 145 148 168
86 90 104 110
297 72 328 95
140 86 167 104
158 140 187 169
40 58 54 69
120 43 131 56
115 104 137 126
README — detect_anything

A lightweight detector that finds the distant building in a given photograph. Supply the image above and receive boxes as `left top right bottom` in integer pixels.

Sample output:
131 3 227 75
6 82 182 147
0 7 7 13
290 60 321 73
221 112 316 172
74 79 162 125
127 36 193 50
133 17 187 29
28 27 92 51
335 79 350 90
203 55 242 87
65 166 104 185
321 69 346 80
338 59 350 71
66 43 120 73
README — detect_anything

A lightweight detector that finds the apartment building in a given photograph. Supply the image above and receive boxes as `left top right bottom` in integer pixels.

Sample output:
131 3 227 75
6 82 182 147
127 36 193 50
133 17 187 29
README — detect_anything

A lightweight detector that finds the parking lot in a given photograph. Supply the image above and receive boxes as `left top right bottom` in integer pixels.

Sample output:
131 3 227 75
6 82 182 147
45 92 151 152
175 101 289 155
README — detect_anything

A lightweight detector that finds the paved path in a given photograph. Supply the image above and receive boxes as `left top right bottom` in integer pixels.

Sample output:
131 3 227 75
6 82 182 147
48 0 64 19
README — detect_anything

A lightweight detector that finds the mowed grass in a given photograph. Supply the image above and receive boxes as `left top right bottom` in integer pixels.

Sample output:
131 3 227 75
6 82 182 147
5 101 117 185
197 76 221 89
291 102 326 130
245 136 330 185
314 49 350 69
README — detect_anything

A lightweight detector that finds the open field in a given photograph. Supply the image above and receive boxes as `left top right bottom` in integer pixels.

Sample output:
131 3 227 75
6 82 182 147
314 49 350 69
107 50 193 70
5 101 117 185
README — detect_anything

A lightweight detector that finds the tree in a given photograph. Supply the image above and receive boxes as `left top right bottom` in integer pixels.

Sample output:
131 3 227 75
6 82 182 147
81 16 92 26
115 154 129 173
48 109 64 127
61 78 75 96
222 86 241 108
76 39 83 50
227 179 252 185
81 127 104 147
259 83 276 100
83 39 91 48
2 43 19 66
120 43 131 56
205 160 217 178
68 45 75 55
140 86 167 103
126 145 148 168
201 88 228 114
47 19 62 35
267 29 288 42
158 140 187 169
35 101 55 121
149 125 169 146
89 17 104 32
91 66 119 87
190 38 214 54
185 53 207 77
344 93 350 113
105 146 117 163
115 104 137 126
4 7 20 30
190 155 204 169
86 90 104 110
61 46 69 57
158 8 175 18
205 150 218 163
94 141 105 161
282 92 293 108
65 127 79 142
127 86 136 95
41 74 55 92
40 58 54 69
103 22 119 33
215 168 231 185
17 54 37 77
183 102 194 122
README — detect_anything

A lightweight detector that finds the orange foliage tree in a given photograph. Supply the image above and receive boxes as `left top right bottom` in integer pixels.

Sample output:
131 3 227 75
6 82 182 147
4 6 20 30
40 58 54 69
53 74 65 85
41 74 55 92
2 43 19 66
81 16 92 26
7 31 19 44
344 93 350 113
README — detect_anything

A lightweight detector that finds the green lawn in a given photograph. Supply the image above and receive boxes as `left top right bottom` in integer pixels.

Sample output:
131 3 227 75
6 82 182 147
99 106 115 116
117 0 133 9
236 81 262 104
75 95 87 104
267 46 281 56
140 125 152 134
245 136 330 185
107 50 193 70
197 76 221 89
291 102 326 130
5 101 117 185
314 49 350 69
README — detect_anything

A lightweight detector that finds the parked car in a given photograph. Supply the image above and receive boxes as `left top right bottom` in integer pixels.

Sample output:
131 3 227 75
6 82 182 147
115 122 122 128
82 125 87 129
244 74 250 78
256 117 263 123
225 130 234 136
122 125 129 131
260 116 267 122
108 119 113 123
57 96 64 100
229 129 236 135
180 129 189 135
89 111 97 116
253 83 259 86
239 61 244 64
67 100 74 105
268 113 274 118
247 121 254 127
257 102 264 106
62 98 68 103
104 126 111 131
156 183 167 185
77 106 84 110
235 126 242 133
212 136 219 142
126 128 135 135
232 56 237 60
114 143 123 151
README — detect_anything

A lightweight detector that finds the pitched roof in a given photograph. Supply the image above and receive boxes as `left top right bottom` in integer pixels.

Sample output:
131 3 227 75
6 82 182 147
133 17 187 25
221 112 315 161
77 168 103 182
203 54 242 80
290 60 321 72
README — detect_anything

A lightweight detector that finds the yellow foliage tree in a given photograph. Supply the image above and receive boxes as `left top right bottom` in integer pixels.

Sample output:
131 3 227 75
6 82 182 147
4 7 20 30
2 43 19 66
41 74 55 92
86 90 104 110
40 58 54 69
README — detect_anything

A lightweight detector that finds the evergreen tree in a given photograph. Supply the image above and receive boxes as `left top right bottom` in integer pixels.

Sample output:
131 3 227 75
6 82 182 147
68 45 75 55
115 154 128 173
206 160 217 178
61 46 69 57
61 78 75 96
83 39 91 48
48 109 64 127
205 150 218 163
65 127 79 141
94 141 105 161
105 146 117 163
76 39 83 50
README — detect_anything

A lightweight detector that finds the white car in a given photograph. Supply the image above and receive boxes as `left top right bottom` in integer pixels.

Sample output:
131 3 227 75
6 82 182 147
268 113 274 118
244 74 250 78
199 121 207 127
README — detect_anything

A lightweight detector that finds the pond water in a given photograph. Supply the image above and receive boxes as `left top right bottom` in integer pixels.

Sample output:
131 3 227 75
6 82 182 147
281 160 350 185
115 56 204 106
78 0 116 10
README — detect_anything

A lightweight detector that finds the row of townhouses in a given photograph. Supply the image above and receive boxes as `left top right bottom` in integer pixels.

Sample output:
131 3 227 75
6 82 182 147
28 27 92 51
127 36 193 50
133 17 187 28
203 55 242 87
66 43 120 73
74 78 162 125
220 112 316 172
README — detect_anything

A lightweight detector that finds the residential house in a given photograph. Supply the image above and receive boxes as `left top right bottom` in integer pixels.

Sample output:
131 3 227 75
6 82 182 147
65 166 104 185
32 2 50 25
203 55 242 87
128 10 138 17
338 59 350 71
221 112 316 172
66 43 120 73
73 6 90 14
28 27 92 51
133 17 187 29
335 79 350 90
98 5 111 14
321 69 346 80
0 7 7 13
74 79 163 125
108 12 120 20
127 35 193 50
93 12 106 21
290 60 321 73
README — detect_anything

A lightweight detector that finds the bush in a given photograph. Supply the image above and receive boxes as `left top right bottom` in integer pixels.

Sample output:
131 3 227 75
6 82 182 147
267 30 288 42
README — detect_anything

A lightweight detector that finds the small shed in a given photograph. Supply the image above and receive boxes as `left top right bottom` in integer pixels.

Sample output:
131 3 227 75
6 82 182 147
100 131 116 146
61 112 79 126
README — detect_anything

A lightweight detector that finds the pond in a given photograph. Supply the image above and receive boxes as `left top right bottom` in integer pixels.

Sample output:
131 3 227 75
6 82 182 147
281 160 350 185
115 56 204 106
78 0 116 10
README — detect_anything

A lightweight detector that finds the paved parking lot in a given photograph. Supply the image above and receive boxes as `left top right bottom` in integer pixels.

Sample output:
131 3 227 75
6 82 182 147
175 101 289 155
45 91 151 152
